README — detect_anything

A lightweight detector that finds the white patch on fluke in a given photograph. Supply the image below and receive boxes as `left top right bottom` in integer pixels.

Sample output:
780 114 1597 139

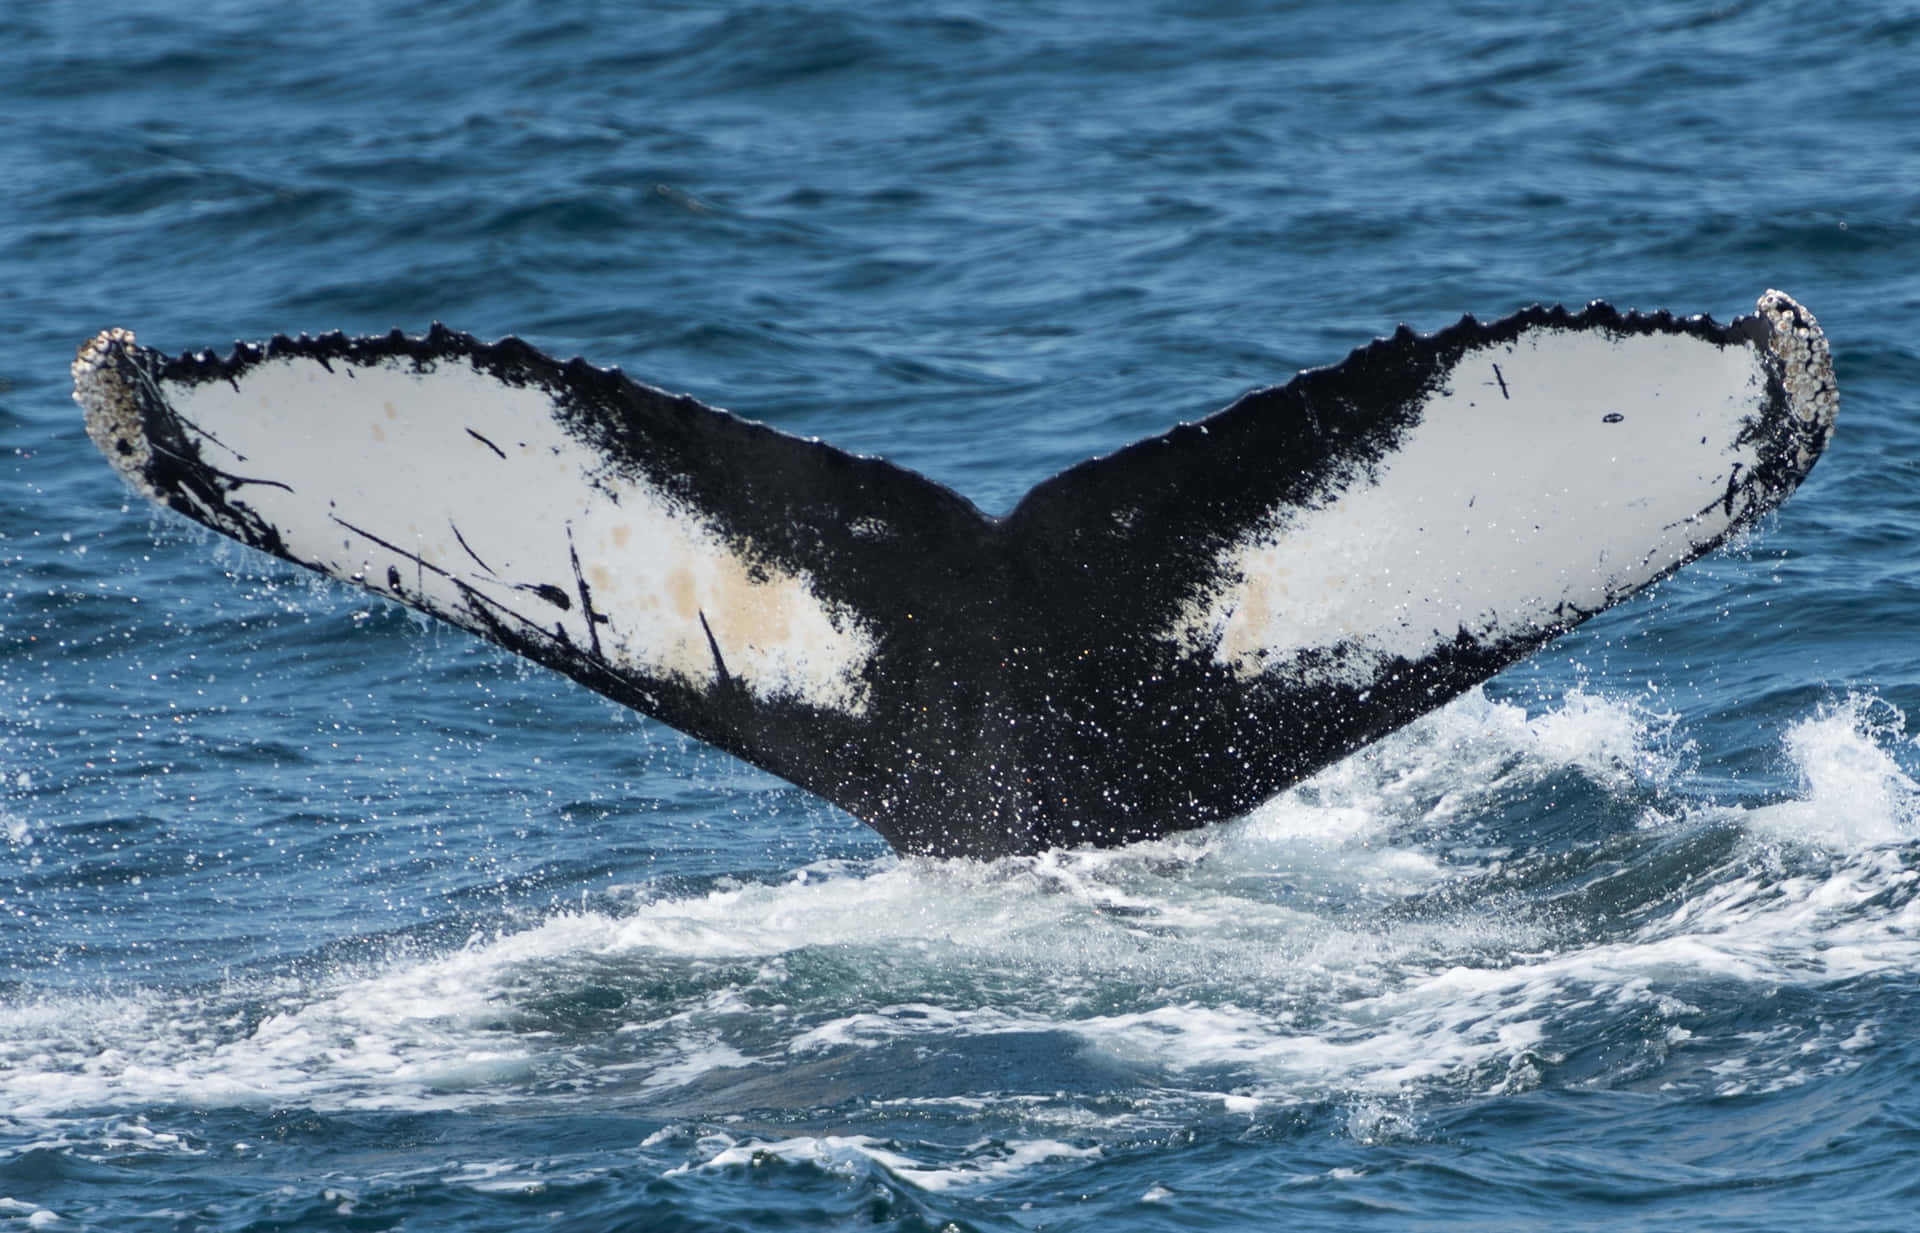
1164 321 1780 683
87 344 877 715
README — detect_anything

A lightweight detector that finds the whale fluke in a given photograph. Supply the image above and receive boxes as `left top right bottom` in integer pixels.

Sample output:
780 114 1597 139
73 293 1836 857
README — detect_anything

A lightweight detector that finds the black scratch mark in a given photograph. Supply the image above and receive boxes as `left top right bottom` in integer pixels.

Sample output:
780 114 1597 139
149 439 294 495
451 522 496 575
452 576 564 644
171 416 250 466
331 514 456 582
1722 462 1744 516
1491 363 1510 400
520 583 572 610
698 610 733 691
466 428 508 460
566 526 606 658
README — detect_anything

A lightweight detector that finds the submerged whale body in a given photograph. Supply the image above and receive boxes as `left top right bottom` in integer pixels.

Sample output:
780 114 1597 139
74 293 1836 858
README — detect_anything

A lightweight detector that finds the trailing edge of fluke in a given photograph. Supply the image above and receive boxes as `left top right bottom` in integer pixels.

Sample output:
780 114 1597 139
74 291 1836 857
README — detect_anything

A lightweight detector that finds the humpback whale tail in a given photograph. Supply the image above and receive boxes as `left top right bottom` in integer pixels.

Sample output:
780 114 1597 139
74 292 1836 857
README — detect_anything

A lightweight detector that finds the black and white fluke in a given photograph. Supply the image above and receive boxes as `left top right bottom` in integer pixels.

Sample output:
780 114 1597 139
74 292 1836 857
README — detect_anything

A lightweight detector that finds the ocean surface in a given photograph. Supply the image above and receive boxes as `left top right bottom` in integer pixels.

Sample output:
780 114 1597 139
5 2 1920 1229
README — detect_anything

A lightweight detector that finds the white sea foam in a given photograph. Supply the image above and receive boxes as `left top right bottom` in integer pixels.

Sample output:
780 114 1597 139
0 1199 68 1231
4 686 1916 1141
666 1130 1099 1192
1750 693 1920 849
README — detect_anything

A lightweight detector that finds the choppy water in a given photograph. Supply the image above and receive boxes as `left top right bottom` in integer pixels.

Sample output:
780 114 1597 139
5 2 1920 1229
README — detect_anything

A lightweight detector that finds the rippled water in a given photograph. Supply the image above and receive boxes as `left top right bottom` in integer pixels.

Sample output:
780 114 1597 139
6 2 1920 1229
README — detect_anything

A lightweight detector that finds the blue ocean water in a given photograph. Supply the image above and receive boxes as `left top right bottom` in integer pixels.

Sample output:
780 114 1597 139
5 1 1920 1228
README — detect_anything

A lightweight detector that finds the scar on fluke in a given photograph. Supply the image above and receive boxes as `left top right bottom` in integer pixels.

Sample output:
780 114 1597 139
567 530 608 655
451 523 497 575
331 513 452 584
466 427 508 459
521 582 572 610
72 291 1835 857
698 610 733 690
